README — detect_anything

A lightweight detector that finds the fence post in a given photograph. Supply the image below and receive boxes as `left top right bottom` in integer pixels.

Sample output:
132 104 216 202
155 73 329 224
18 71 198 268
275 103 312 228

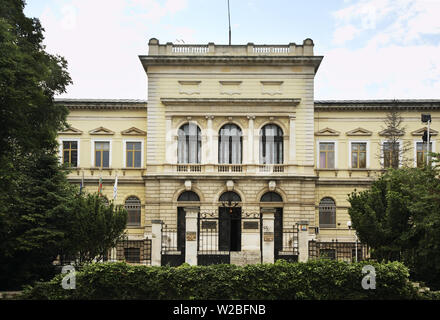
298 220 309 262
261 208 276 264
151 220 163 266
184 207 199 266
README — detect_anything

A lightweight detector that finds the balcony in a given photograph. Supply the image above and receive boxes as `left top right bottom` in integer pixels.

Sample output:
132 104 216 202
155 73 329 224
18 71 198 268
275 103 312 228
144 163 314 177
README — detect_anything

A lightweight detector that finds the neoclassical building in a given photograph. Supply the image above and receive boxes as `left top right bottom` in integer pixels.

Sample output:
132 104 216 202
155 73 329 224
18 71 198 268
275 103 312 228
57 38 440 265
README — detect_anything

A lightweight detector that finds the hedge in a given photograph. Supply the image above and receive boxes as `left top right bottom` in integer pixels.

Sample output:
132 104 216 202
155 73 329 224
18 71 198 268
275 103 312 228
20 260 421 300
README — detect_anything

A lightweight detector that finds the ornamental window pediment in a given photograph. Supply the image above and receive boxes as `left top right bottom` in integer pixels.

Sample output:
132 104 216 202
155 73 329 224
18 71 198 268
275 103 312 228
58 126 83 135
121 127 147 136
411 127 438 136
345 127 372 136
89 126 115 135
315 127 340 136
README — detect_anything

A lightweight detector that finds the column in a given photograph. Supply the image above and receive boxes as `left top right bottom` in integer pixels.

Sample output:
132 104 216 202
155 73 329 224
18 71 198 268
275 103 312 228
298 220 309 262
261 208 275 264
247 115 255 164
184 207 199 266
151 220 163 266
165 116 173 164
206 115 214 164
289 115 296 164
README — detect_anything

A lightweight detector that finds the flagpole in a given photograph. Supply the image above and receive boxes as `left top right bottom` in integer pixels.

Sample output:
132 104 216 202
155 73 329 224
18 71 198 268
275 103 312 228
80 170 84 195
98 173 103 196
228 0 231 45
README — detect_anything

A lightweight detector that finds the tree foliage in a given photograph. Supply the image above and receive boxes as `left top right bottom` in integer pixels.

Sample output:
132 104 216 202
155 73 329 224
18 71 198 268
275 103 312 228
60 193 128 266
348 160 440 289
0 1 127 290
20 260 421 300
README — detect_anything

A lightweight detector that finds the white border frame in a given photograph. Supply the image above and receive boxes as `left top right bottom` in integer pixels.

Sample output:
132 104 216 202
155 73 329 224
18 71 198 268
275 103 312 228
316 140 338 169
91 139 112 168
123 139 145 168
348 140 370 169
413 139 436 167
58 138 80 167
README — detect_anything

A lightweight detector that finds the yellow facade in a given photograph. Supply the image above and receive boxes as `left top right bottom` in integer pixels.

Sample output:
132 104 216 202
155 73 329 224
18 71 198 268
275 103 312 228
56 38 440 263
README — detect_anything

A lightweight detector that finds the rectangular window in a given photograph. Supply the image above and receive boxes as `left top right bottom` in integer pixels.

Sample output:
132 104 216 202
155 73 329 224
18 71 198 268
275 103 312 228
351 143 367 168
124 247 140 263
319 142 335 168
383 141 400 168
95 142 110 168
416 142 432 167
62 141 78 167
126 142 141 168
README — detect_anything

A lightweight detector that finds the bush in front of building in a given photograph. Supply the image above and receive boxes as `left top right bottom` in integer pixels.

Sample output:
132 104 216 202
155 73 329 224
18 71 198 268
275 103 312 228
20 259 424 300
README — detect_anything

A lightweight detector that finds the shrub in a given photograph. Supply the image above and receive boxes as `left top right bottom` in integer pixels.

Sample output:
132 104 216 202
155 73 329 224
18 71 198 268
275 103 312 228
20 260 421 300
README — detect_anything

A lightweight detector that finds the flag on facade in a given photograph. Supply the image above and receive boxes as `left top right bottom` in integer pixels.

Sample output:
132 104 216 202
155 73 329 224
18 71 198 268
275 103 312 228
98 175 103 196
79 171 84 194
113 175 118 200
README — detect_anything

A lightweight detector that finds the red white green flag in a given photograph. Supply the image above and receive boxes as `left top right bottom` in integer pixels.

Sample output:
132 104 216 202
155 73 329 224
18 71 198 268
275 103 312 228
98 175 103 196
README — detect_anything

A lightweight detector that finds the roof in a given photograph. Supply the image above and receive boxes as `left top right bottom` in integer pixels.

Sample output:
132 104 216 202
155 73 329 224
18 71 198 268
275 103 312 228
55 98 440 111
314 99 440 111
55 98 147 110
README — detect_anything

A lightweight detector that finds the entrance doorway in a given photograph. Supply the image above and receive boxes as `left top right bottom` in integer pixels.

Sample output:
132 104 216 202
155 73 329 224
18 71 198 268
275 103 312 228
219 206 242 251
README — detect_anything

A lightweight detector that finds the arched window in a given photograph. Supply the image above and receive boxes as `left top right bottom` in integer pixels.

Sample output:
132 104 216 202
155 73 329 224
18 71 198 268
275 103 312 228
125 196 141 226
178 123 201 164
177 191 200 202
218 124 242 164
219 191 241 203
260 192 283 202
260 124 283 164
319 197 336 228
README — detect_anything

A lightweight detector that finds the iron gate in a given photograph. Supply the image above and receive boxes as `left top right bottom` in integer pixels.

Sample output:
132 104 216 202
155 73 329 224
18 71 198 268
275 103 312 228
274 224 299 262
197 208 261 265
161 223 185 266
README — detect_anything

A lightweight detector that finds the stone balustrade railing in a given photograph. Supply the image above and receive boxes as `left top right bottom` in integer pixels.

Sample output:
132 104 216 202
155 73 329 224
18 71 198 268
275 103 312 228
148 38 315 56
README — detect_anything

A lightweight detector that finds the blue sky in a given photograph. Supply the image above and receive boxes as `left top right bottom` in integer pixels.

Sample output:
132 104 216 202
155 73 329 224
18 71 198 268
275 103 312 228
24 0 440 100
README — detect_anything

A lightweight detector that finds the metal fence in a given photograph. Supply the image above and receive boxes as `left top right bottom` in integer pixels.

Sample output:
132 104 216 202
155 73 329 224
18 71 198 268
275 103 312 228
197 215 230 265
275 226 299 262
161 224 185 266
115 239 152 265
308 240 369 262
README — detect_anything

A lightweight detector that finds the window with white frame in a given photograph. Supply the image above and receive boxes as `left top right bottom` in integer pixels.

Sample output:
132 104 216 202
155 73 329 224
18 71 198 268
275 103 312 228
319 142 335 169
126 142 142 168
416 142 432 168
383 141 400 168
94 141 110 168
62 140 78 167
351 142 367 168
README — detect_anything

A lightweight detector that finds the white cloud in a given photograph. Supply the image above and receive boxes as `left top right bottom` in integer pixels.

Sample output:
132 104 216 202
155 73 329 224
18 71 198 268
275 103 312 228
39 0 190 99
333 24 360 45
320 0 440 99
316 44 440 99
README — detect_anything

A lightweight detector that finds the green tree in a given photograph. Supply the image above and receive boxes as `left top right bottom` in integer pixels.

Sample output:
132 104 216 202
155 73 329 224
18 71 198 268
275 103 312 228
60 193 128 266
348 163 440 289
0 0 72 290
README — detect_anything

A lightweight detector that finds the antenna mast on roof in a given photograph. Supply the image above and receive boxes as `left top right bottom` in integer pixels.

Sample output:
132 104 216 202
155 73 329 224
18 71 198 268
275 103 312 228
228 0 231 45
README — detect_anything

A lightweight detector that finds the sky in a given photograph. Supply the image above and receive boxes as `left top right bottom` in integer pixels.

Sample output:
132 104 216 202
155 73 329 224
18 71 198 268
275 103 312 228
23 0 440 100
